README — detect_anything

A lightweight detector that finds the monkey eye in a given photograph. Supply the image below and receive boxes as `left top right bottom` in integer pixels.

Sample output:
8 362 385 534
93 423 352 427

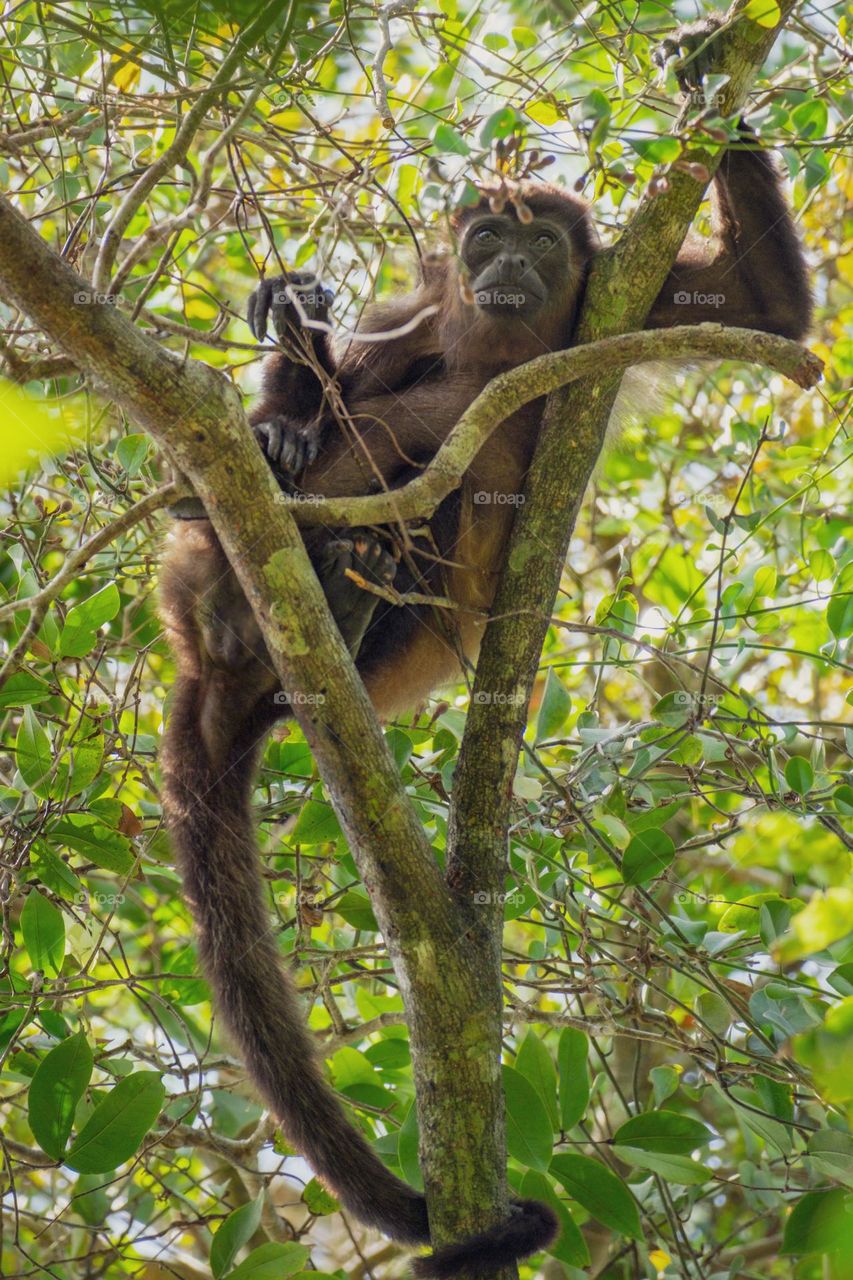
532 231 557 249
474 226 499 244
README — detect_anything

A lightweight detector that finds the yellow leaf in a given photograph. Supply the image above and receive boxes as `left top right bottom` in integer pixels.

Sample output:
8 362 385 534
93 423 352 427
525 100 561 126
184 298 217 320
774 888 853 964
113 56 140 95
0 381 85 485
649 1248 671 1272
744 0 781 27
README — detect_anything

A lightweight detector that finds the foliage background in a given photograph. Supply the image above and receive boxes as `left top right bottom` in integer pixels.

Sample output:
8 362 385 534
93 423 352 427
0 1 851 1277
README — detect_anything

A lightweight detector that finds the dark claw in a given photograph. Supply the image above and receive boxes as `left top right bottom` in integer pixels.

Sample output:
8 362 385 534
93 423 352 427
253 415 324 476
247 272 333 344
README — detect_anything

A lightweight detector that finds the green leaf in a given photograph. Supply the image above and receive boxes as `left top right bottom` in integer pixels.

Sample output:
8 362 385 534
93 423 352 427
397 1101 423 1191
21 889 65 976
827 592 853 639
630 137 682 165
0 672 52 709
28 1032 93 1159
16 708 53 793
302 1178 339 1215
211 1194 264 1279
613 1110 710 1154
581 89 611 121
51 819 134 874
550 1153 642 1239
71 1172 110 1226
516 1030 558 1130
622 828 675 886
335 891 378 933
557 1027 589 1130
519 1170 590 1267
511 26 537 49
696 991 732 1036
650 1066 679 1106
290 799 341 844
784 756 814 795
744 0 782 26
834 785 853 816
225 1242 310 1279
805 1131 853 1191
615 1146 711 1184
480 107 516 146
66 733 105 797
116 434 148 475
503 1065 553 1171
60 584 120 658
791 99 828 142
781 1188 853 1256
535 670 572 743
432 123 470 156
65 1071 165 1173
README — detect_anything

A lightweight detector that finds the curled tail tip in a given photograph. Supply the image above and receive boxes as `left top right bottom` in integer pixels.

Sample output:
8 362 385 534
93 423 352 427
411 1198 559 1279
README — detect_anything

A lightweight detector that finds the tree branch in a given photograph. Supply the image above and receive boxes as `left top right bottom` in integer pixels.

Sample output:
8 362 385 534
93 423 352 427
0 192 490 1136
289 324 820 528
436 0 812 1270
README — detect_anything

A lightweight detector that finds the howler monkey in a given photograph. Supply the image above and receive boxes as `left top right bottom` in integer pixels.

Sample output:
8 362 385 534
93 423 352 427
160 19 811 1277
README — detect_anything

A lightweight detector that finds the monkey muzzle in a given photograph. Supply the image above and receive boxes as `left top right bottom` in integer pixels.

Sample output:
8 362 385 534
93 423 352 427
471 273 546 315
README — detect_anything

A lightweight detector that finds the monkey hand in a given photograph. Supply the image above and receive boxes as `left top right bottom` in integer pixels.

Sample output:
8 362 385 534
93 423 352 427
247 271 333 343
254 414 325 474
654 13 728 95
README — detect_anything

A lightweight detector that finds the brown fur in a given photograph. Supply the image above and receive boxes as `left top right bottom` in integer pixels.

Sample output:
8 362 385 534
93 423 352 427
161 146 810 1275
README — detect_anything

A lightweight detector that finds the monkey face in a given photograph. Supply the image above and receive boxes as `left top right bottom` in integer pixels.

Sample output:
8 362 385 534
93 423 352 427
460 214 571 319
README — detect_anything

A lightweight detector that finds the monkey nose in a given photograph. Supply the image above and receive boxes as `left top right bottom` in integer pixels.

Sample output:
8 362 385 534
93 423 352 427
495 253 529 279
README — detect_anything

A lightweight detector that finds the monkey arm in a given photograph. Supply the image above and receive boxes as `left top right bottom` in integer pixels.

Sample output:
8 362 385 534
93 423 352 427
248 272 338 472
646 136 812 340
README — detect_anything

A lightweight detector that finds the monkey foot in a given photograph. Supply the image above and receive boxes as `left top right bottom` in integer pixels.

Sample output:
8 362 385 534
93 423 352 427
318 531 398 656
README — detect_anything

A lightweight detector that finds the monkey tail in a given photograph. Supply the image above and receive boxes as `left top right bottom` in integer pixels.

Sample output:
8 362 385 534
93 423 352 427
161 676 558 1275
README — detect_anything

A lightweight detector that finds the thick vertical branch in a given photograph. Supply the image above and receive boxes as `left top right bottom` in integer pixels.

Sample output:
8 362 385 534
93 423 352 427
438 2 803 1274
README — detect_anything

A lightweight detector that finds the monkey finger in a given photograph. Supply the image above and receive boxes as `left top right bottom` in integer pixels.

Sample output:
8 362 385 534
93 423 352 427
253 283 273 341
247 290 259 340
